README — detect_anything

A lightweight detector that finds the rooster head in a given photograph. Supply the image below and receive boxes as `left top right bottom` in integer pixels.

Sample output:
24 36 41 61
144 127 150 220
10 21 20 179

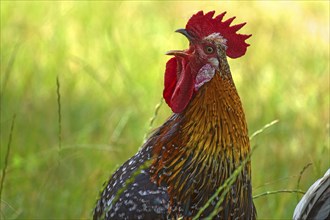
163 11 251 113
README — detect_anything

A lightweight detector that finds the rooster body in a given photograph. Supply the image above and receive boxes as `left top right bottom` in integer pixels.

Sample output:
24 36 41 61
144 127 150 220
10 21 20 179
293 169 330 220
94 11 256 219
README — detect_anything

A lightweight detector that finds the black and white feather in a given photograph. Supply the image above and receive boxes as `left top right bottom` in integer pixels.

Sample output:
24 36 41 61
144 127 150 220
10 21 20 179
293 168 330 220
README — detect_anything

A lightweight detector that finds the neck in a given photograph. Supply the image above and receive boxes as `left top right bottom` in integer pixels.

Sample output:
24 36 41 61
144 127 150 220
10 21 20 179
149 72 251 216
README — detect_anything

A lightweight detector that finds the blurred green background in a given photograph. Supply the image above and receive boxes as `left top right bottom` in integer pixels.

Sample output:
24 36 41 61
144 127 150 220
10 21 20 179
1 1 329 219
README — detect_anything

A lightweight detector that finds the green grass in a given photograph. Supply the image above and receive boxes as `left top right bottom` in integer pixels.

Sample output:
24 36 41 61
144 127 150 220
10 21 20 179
1 1 329 219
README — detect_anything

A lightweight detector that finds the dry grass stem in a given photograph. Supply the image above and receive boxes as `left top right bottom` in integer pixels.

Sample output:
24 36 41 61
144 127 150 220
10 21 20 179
0 114 16 202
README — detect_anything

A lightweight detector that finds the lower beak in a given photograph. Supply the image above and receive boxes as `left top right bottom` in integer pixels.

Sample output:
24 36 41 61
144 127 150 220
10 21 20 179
165 50 189 57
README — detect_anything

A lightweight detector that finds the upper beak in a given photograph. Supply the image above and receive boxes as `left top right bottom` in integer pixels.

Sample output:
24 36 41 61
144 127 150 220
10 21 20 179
165 28 193 57
174 28 194 42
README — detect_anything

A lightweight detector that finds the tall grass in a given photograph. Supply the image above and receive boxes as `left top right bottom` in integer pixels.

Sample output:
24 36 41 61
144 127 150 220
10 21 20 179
1 1 329 219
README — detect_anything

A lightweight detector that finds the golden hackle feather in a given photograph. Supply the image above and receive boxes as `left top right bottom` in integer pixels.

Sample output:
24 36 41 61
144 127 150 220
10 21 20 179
150 70 254 218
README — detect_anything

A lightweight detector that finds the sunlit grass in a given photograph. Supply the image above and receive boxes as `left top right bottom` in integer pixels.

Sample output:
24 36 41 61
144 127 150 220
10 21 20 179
1 1 329 219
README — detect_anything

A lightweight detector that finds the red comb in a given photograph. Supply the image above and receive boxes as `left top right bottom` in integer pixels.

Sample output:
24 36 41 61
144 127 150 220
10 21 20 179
186 11 251 58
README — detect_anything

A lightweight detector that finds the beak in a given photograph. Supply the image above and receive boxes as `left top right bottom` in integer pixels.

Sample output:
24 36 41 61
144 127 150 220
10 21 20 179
165 28 193 57
175 28 194 42
165 50 189 57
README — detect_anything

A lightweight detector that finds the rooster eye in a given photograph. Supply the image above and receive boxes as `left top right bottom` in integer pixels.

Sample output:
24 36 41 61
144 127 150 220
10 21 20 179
205 46 214 54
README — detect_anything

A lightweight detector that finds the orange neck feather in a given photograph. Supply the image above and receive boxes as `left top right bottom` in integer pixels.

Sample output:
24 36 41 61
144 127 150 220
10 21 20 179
149 72 251 217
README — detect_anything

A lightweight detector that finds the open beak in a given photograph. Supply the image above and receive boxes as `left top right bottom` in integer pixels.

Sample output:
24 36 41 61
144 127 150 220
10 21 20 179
166 28 194 57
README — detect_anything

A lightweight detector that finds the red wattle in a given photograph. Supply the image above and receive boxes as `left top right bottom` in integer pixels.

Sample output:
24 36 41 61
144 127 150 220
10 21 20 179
163 57 178 108
170 62 194 113
163 57 194 113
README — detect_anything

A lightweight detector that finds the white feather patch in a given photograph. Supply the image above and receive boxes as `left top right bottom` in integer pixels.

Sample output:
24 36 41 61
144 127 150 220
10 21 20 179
195 64 215 91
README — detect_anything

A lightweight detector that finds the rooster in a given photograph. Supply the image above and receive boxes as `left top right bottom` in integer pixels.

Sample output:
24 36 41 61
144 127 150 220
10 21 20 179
93 11 256 219
293 168 330 220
